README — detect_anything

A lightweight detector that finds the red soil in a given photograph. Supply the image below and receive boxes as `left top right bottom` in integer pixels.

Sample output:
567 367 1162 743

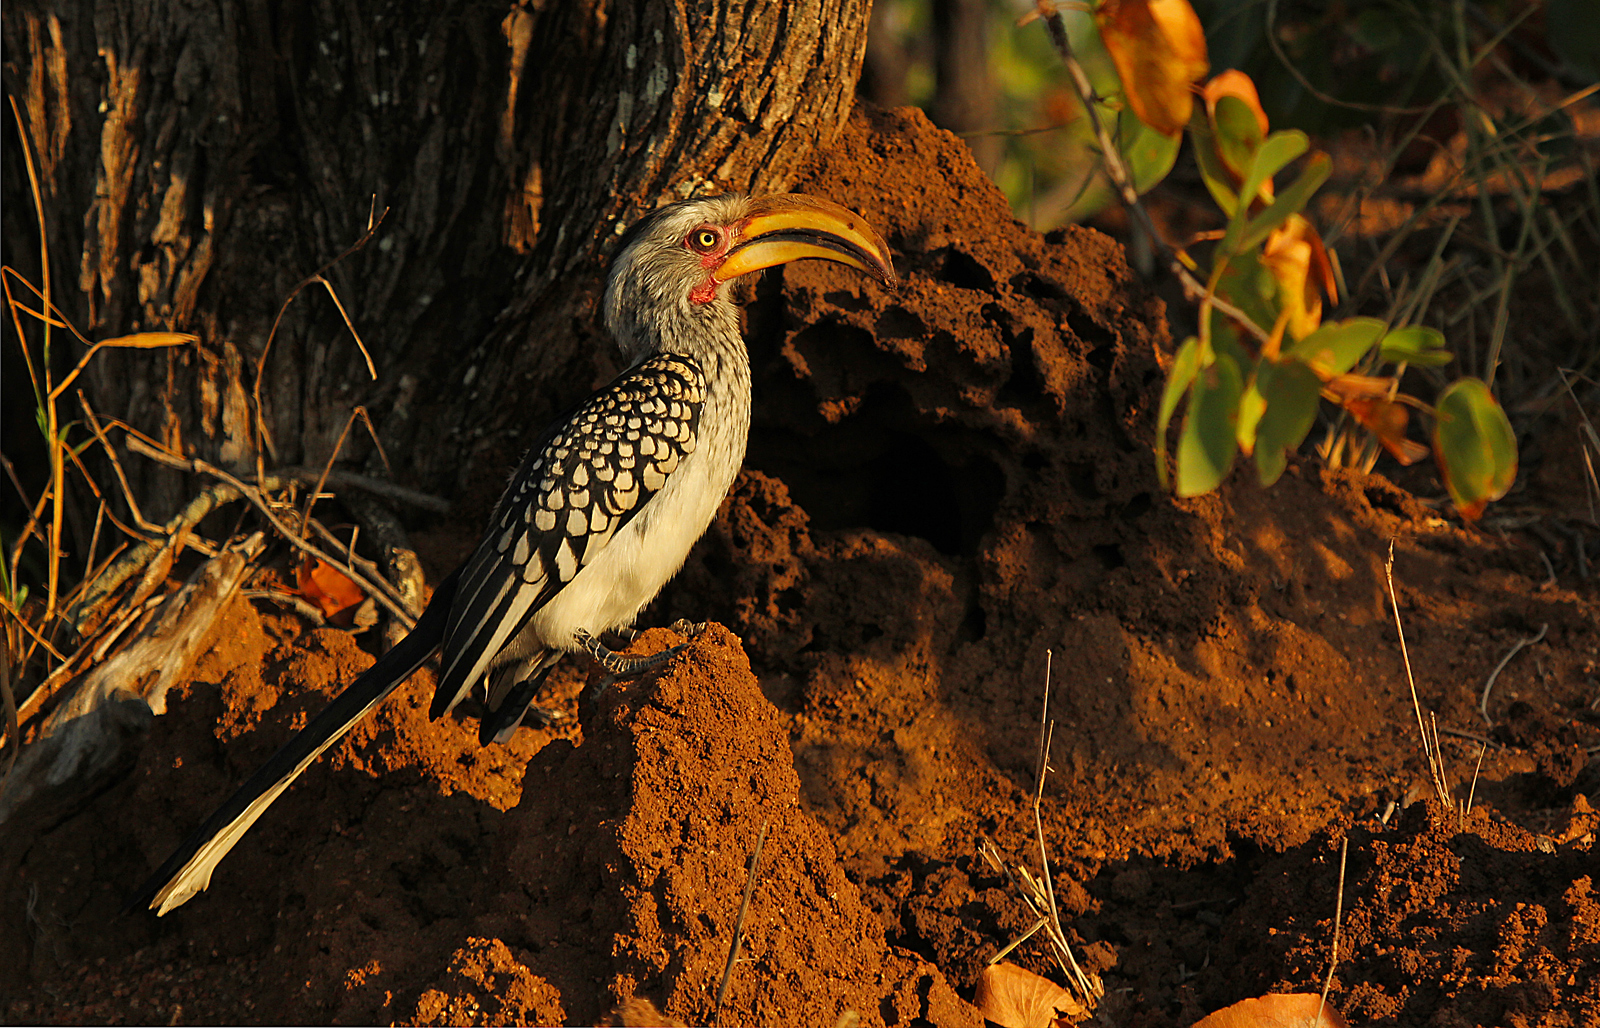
4 106 1596 1027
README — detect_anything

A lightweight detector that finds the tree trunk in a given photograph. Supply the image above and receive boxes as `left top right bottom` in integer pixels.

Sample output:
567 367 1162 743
2 0 870 521
929 0 998 174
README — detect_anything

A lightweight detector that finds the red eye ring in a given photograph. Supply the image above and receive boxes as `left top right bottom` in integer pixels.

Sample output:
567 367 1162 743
687 227 720 253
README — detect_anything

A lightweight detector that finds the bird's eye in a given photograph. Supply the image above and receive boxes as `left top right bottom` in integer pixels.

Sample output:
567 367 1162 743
688 228 720 253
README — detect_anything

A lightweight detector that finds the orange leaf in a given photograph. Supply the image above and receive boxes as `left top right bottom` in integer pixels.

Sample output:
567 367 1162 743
296 557 366 622
1191 993 1349 1028
1202 70 1271 188
1261 215 1337 341
1321 372 1395 399
1344 396 1430 465
974 962 1086 1028
1097 0 1210 136
1202 70 1270 138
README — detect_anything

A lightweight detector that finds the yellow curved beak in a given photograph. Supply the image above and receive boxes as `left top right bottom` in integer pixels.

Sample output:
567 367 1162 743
714 194 897 287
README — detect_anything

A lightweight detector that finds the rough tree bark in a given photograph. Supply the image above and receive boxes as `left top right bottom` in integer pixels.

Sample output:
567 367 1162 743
2 0 870 520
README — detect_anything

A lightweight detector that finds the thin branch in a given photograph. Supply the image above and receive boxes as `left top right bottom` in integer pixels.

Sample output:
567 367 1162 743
251 204 389 476
124 435 416 631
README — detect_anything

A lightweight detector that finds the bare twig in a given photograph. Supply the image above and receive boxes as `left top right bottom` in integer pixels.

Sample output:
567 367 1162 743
1479 622 1549 725
125 435 417 631
242 589 326 627
76 392 165 533
714 818 769 1025
67 482 241 634
252 203 389 473
301 407 365 541
260 466 447 514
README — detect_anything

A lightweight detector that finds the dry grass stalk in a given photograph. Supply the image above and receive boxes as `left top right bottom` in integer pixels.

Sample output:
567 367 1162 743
980 650 1102 1013
1383 541 1460 823
1317 835 1350 1022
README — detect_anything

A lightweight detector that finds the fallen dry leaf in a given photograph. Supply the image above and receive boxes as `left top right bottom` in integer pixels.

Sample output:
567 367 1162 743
1191 993 1349 1028
974 961 1086 1028
1340 396 1430 465
295 556 366 623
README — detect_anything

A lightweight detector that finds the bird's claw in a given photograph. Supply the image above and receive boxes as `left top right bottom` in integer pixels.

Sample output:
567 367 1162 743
603 626 640 647
574 627 689 678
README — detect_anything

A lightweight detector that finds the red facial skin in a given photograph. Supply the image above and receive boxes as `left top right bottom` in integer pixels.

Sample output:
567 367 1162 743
686 222 740 305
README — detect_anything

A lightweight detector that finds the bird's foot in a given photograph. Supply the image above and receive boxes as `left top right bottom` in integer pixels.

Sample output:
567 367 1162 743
602 625 640 647
573 627 689 679
667 618 706 638
573 625 705 718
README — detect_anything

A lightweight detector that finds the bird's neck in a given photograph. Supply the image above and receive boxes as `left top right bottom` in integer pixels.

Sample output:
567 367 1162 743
651 299 752 454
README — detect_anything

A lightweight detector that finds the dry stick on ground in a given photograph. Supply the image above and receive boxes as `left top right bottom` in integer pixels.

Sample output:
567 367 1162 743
268 465 448 515
242 589 327 626
713 817 769 1026
124 435 417 631
1383 540 1456 818
1479 622 1549 725
67 481 242 635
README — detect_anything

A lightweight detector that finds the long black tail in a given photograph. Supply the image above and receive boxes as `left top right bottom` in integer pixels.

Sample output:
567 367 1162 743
125 569 460 916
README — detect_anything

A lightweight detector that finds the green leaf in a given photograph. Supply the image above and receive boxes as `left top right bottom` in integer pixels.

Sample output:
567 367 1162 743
1239 131 1309 210
1119 108 1182 195
1252 359 1324 485
1433 378 1518 518
1379 325 1453 367
1213 253 1280 343
1221 130 1310 257
1157 336 1202 490
1176 352 1243 497
1286 317 1386 376
1237 152 1332 253
1212 95 1265 182
1236 377 1267 455
1188 107 1239 216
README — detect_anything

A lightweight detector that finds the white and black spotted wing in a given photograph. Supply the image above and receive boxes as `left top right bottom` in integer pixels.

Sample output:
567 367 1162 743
427 354 705 720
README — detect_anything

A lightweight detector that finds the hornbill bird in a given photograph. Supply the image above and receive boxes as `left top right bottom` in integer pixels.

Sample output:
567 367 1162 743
129 193 896 916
